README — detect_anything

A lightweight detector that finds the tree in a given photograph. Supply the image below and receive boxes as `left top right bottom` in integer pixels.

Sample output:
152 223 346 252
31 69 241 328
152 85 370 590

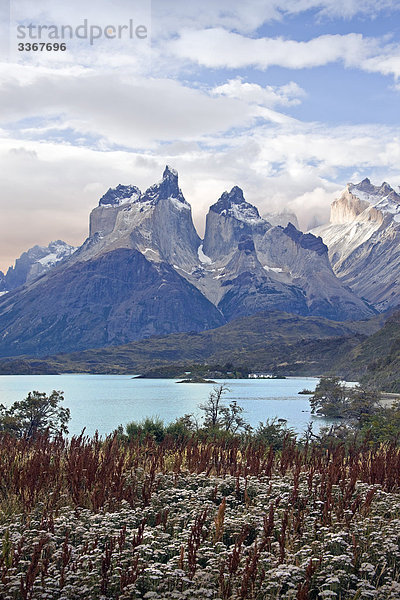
0 390 70 439
309 377 348 418
199 385 249 434
310 377 380 426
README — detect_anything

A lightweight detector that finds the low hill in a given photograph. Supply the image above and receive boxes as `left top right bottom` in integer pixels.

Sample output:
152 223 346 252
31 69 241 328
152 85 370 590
0 311 382 377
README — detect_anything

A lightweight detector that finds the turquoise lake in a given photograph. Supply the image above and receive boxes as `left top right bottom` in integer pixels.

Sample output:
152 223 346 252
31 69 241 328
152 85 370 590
0 374 327 437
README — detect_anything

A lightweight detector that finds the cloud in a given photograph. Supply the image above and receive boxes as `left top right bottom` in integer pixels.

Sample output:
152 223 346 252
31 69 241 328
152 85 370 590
212 78 306 107
0 65 259 148
1 1 400 272
166 29 400 78
151 0 400 35
288 187 338 231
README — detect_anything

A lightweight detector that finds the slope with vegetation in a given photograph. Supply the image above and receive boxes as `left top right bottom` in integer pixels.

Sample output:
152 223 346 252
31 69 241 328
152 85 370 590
336 309 400 392
0 311 383 377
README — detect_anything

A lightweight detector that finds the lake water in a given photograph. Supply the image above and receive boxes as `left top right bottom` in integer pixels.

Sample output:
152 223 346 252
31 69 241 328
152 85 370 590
0 374 326 437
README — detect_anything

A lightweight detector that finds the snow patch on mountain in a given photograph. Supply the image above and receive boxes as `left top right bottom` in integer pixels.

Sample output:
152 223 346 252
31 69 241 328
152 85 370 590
170 196 190 211
198 244 213 264
225 203 264 224
264 265 284 273
210 186 264 225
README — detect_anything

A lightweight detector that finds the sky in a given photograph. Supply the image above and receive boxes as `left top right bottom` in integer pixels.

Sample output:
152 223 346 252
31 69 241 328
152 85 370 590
0 0 400 272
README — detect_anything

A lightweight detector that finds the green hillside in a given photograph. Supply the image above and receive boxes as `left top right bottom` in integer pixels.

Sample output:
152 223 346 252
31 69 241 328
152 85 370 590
0 310 381 377
336 310 400 392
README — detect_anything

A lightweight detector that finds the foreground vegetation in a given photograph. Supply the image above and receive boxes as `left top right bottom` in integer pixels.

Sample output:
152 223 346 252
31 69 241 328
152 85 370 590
0 384 400 598
1 430 400 599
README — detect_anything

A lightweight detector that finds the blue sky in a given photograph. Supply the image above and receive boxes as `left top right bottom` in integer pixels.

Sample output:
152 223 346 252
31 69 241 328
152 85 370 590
0 0 400 270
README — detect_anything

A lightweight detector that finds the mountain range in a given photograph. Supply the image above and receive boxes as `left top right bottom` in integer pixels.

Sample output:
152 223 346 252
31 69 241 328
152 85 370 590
0 167 398 358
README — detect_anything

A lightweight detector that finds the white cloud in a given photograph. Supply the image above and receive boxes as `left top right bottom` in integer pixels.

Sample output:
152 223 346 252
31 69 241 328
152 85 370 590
0 65 258 148
288 187 339 231
1 0 400 271
212 78 306 107
152 0 400 35
166 29 400 78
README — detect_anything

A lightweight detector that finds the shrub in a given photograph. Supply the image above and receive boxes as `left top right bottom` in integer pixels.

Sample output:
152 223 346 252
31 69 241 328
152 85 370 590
126 416 166 442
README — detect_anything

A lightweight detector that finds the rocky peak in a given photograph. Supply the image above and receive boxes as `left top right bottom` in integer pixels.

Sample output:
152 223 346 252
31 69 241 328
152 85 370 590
163 164 178 184
350 177 371 191
349 178 398 203
1 240 77 292
210 187 262 223
348 179 400 205
329 178 400 227
141 165 188 206
203 188 269 261
99 184 141 207
283 223 327 256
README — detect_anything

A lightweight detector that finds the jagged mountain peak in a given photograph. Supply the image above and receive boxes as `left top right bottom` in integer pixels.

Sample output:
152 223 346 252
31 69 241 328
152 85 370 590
210 186 263 223
312 176 400 311
99 184 141 207
0 167 380 358
348 178 400 209
283 223 328 256
163 164 178 181
141 165 188 206
0 239 77 293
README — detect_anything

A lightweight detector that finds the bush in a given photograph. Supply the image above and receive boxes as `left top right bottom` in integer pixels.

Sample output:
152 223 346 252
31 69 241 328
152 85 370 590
126 416 166 442
253 418 296 449
165 414 195 441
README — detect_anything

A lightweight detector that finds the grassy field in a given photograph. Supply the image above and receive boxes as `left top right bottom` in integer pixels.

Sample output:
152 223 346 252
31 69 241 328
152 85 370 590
0 432 399 599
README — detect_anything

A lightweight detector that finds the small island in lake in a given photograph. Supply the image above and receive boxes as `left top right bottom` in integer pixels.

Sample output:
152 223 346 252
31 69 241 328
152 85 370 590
176 376 217 384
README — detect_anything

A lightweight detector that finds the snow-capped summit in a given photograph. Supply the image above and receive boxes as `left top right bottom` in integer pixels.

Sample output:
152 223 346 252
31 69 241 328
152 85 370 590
141 165 188 207
210 186 264 224
0 240 77 293
203 187 269 262
347 178 400 221
0 168 379 358
87 166 200 270
330 178 400 226
99 184 141 207
312 178 400 311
